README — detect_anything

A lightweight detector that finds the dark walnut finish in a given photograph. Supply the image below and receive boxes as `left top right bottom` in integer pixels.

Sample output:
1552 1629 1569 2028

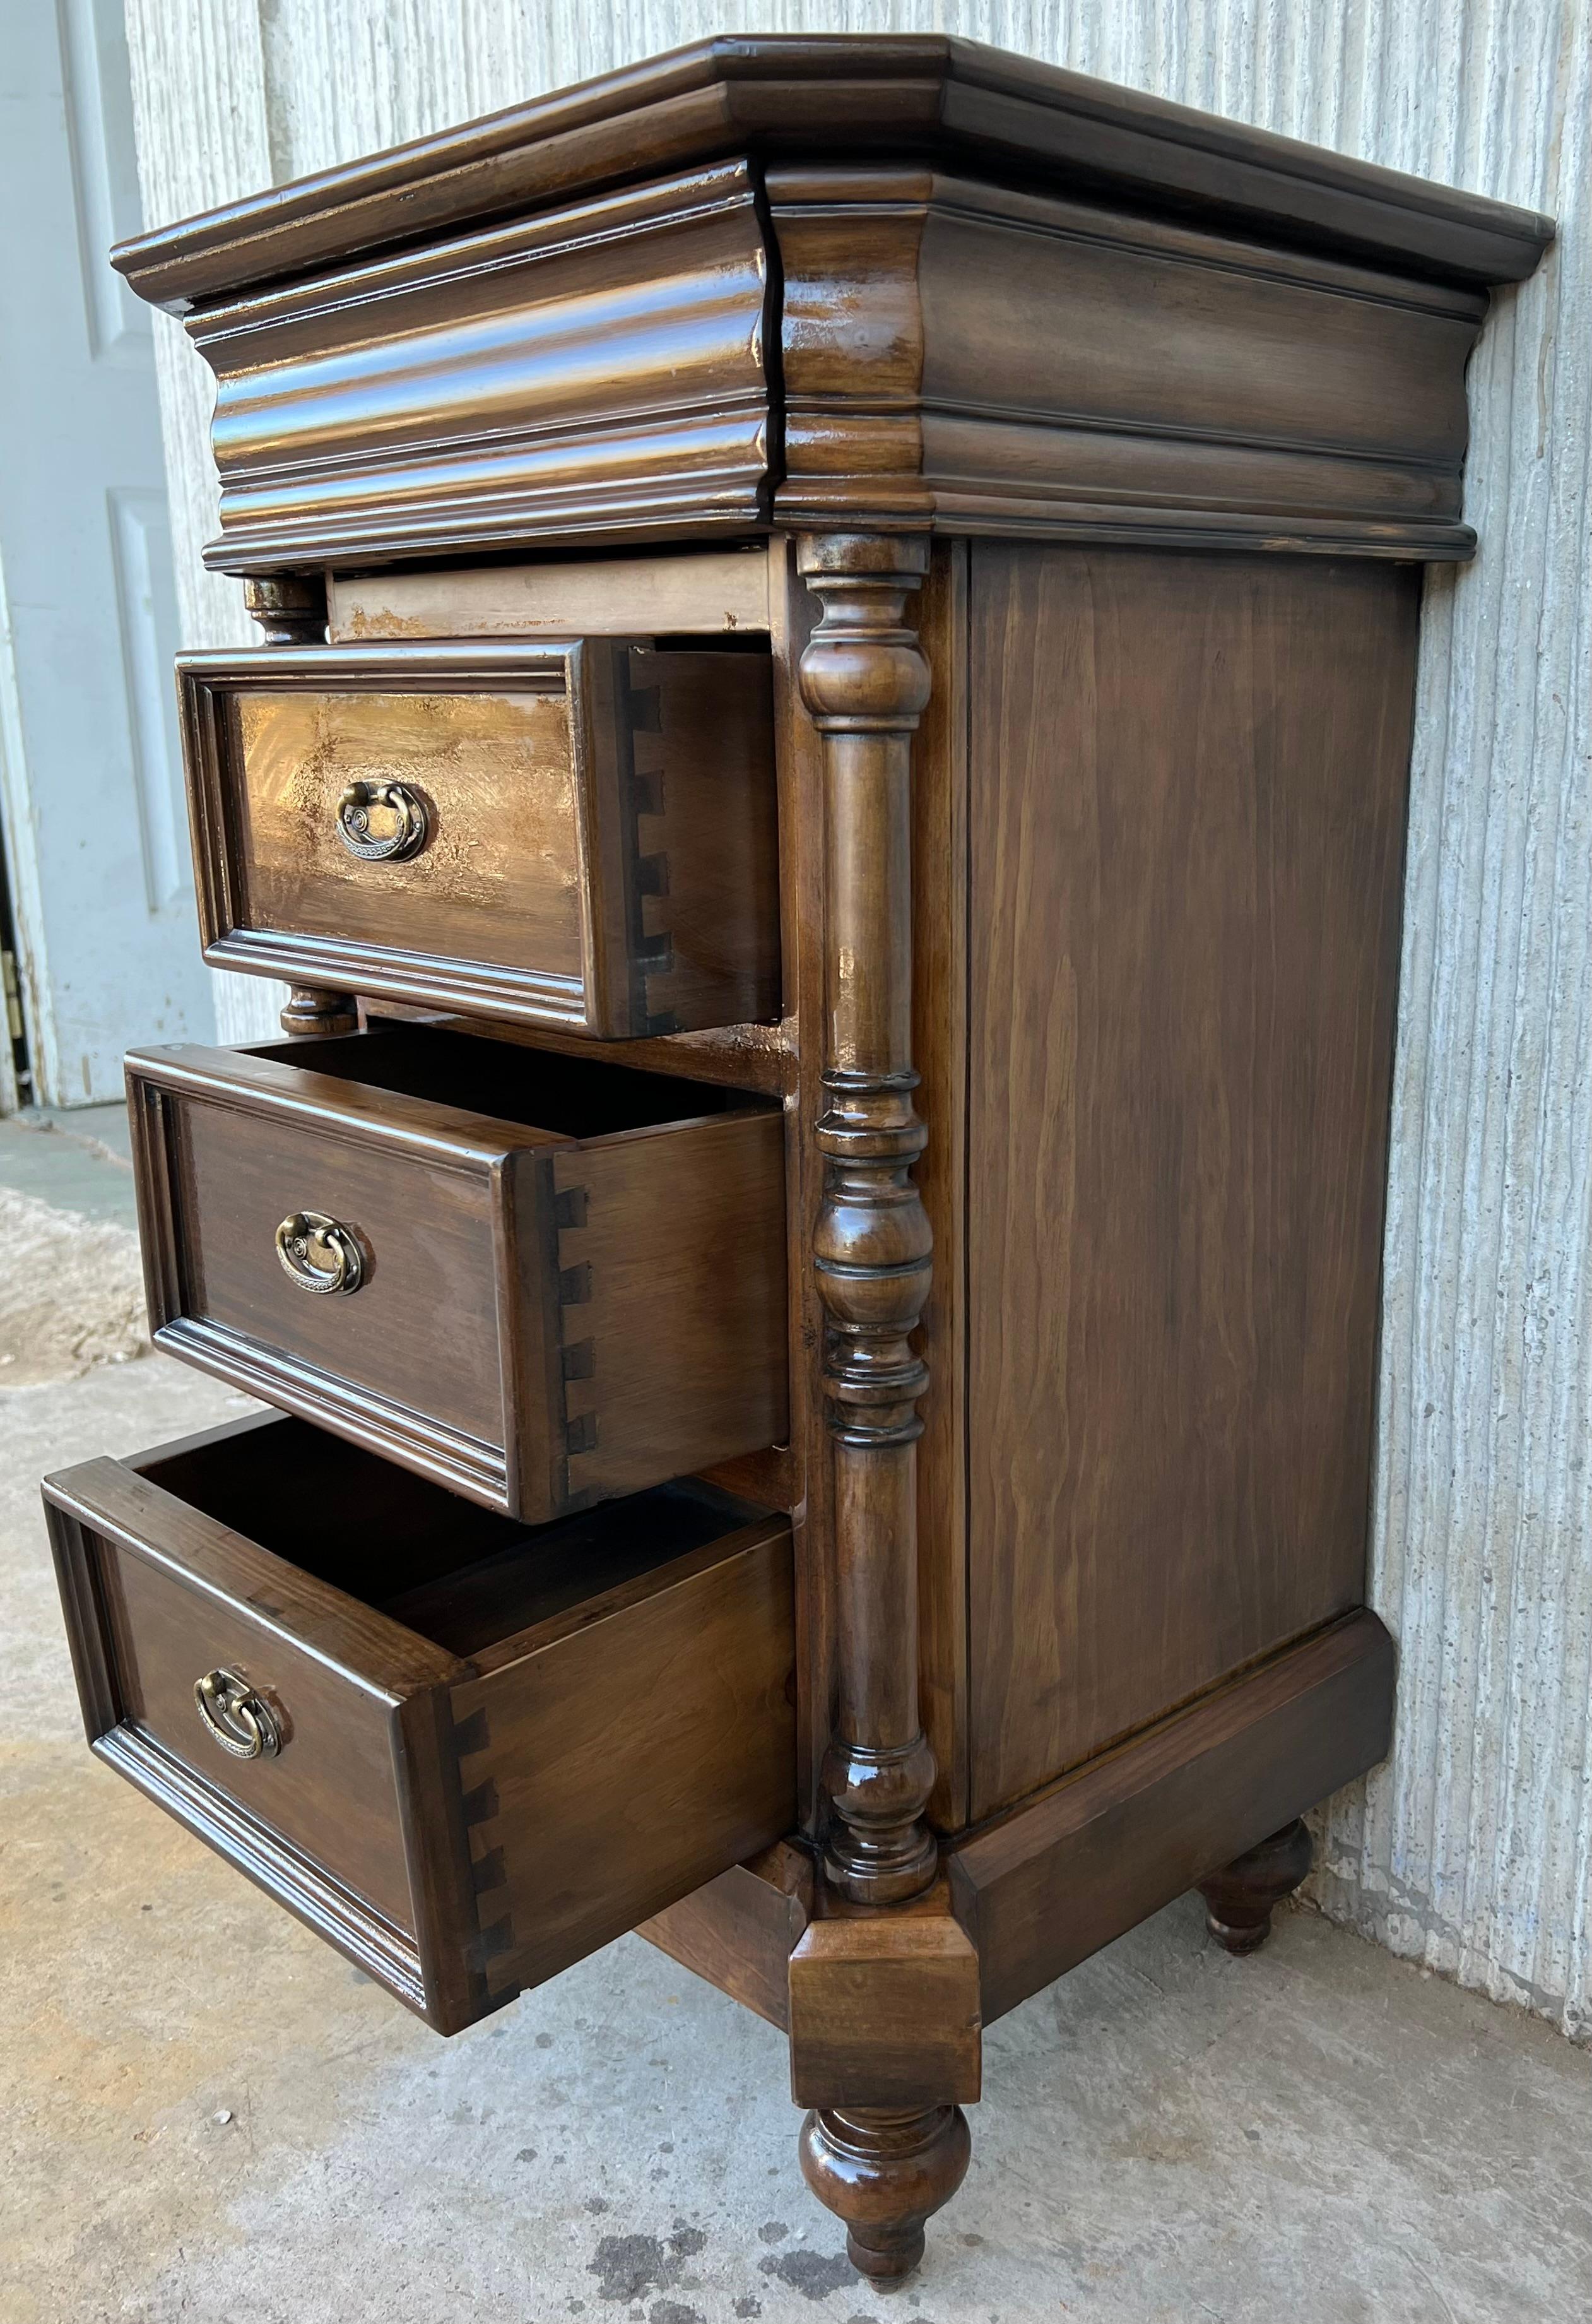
60 32 1551 2285
180 639 779 1039
45 1412 796 2031
1198 1820 1316 1955
110 40 1550 573
126 1026 787 1519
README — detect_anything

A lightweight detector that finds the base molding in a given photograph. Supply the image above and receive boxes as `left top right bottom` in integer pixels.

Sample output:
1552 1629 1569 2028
642 1609 1394 2034
949 1608 1394 2023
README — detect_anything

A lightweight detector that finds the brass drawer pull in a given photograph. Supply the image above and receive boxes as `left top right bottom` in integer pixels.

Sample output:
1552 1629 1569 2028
274 1210 363 1296
335 778 429 863
194 1666 283 1760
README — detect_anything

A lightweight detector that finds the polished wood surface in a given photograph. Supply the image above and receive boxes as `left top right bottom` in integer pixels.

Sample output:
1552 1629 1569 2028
110 42 1546 571
771 165 1490 554
175 165 772 569
181 639 779 1038
948 1609 1394 2024
69 32 1557 2284
1198 1818 1316 1953
788 1886 980 2111
799 535 938 1907
47 1413 795 2034
113 35 1550 319
242 572 327 644
454 1514 795 2000
965 546 1417 1819
127 1026 787 1518
799 2102 971 2283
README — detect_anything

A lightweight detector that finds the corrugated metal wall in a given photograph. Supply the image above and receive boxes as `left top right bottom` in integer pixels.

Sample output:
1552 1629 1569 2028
125 1 1592 2039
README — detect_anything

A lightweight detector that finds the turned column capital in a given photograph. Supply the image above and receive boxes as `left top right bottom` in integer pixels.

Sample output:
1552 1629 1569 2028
242 572 327 645
796 536 931 732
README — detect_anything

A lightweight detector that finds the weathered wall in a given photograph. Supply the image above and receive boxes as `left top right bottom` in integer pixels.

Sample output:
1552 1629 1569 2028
124 1 1591 2037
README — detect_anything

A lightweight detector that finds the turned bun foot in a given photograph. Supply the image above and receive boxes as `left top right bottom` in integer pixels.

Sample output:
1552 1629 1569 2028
1198 1817 1313 1953
799 2104 970 2280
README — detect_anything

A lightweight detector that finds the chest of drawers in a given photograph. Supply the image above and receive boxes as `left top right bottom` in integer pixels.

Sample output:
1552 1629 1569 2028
45 32 1550 2286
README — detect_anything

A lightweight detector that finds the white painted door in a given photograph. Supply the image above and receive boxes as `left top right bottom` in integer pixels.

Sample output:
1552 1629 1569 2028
0 0 213 1108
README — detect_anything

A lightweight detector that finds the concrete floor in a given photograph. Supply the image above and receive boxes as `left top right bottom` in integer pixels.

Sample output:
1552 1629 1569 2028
3 1186 1591 2321
0 1105 138 1228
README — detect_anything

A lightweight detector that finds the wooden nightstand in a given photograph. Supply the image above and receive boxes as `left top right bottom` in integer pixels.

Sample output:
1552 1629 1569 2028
44 35 1550 2282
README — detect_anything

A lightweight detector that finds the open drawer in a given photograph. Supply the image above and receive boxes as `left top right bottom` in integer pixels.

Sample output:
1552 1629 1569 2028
45 1413 796 2034
178 639 780 1038
127 1023 788 1518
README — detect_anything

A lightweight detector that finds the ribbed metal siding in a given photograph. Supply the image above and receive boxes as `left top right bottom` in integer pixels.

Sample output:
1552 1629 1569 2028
125 0 1592 2037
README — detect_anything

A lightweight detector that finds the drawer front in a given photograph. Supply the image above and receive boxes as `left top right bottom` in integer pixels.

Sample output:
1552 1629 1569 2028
130 1045 526 1511
234 680 585 990
96 1521 417 1934
180 639 779 1038
45 1415 796 2037
127 1029 788 1521
178 1096 505 1450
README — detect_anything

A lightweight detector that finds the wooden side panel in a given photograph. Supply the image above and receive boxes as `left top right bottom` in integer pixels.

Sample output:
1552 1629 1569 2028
950 1609 1396 2023
456 1521 798 1998
966 545 1417 1818
551 1111 789 1507
625 648 781 1036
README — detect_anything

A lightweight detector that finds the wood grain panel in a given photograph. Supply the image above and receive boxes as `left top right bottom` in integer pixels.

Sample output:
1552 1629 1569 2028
966 545 1417 1818
329 548 771 641
950 1608 1396 2023
912 542 970 1831
553 1112 789 1507
235 684 585 974
457 1519 797 1997
639 1842 814 2031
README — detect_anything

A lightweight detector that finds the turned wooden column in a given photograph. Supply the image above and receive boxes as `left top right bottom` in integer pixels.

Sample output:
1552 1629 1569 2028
242 572 356 1039
799 532 937 1909
794 535 970 2280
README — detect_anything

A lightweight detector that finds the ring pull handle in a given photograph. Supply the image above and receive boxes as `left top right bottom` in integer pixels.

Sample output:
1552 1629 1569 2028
194 1666 283 1760
275 1210 364 1296
335 779 429 863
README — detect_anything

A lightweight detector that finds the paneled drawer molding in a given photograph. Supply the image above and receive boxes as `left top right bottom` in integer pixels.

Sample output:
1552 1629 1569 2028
127 1025 788 1519
45 1413 796 2033
179 640 780 1039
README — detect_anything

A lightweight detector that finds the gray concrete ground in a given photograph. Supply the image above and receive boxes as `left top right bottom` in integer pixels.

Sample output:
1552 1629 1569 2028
0 1105 137 1227
3 1157 1590 2323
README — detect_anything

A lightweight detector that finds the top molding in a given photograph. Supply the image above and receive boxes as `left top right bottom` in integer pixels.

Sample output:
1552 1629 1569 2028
114 34 1551 313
